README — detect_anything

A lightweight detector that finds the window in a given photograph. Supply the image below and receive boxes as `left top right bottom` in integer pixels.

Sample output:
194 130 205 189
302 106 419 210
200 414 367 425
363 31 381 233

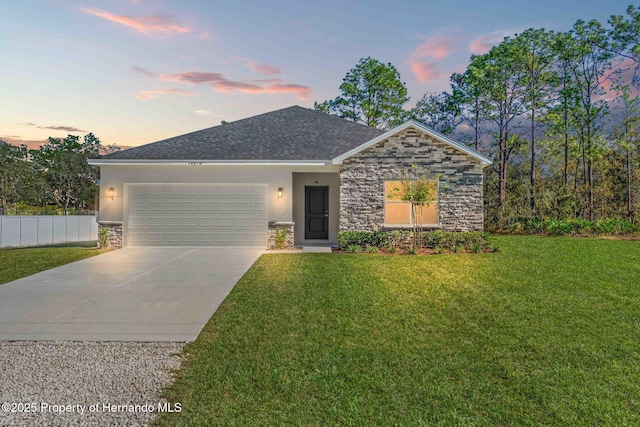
384 180 438 226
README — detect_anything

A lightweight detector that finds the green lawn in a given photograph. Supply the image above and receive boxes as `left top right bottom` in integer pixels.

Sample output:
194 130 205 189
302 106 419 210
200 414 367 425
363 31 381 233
156 236 640 426
0 241 106 285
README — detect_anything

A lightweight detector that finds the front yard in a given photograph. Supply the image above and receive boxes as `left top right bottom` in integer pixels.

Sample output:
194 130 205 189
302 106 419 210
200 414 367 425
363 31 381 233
156 235 640 426
0 241 106 285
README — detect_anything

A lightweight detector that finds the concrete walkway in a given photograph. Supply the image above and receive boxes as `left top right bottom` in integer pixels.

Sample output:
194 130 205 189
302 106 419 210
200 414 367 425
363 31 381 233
0 247 264 341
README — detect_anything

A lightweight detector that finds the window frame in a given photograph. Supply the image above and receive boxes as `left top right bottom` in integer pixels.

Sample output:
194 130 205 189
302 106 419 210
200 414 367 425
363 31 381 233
383 179 439 227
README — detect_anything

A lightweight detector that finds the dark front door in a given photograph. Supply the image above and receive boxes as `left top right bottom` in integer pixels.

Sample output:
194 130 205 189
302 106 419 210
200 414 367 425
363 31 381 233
305 186 329 239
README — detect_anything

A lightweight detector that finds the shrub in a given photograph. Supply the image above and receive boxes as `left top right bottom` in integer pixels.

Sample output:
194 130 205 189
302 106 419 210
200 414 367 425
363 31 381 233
504 217 640 236
274 228 288 249
423 230 488 251
407 247 417 255
365 245 378 254
347 245 362 253
98 227 110 249
338 230 491 253
338 231 388 250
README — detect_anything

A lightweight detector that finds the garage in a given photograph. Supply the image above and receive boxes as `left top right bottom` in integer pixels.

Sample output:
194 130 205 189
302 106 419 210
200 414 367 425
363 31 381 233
125 184 268 246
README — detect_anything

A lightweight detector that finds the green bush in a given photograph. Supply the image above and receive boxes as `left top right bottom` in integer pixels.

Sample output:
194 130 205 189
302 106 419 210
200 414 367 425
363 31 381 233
504 217 639 236
338 231 388 250
338 230 490 252
98 227 110 249
347 245 362 253
423 230 488 250
274 228 288 249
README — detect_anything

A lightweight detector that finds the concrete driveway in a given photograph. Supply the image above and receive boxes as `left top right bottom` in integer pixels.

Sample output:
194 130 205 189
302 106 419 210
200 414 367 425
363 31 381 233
0 247 263 341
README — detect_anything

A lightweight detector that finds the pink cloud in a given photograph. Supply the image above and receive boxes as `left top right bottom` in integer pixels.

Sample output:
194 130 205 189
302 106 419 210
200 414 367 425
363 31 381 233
413 35 459 60
80 8 191 37
411 62 441 83
140 69 311 99
247 62 281 75
135 88 196 99
469 32 508 55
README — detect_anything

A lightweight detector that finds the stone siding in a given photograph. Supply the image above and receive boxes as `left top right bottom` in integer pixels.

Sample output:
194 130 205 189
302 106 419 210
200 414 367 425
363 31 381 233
340 128 484 232
267 221 295 249
98 221 123 249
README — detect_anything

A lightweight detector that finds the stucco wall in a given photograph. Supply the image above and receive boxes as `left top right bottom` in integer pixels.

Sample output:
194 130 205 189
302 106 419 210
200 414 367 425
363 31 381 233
98 164 294 223
339 128 485 232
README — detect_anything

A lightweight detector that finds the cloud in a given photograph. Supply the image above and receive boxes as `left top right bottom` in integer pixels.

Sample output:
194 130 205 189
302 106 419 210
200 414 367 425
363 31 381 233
137 67 312 99
133 66 158 77
24 123 87 132
469 32 510 54
135 88 197 99
247 62 281 75
412 35 459 60
410 62 441 83
407 33 460 84
79 7 191 37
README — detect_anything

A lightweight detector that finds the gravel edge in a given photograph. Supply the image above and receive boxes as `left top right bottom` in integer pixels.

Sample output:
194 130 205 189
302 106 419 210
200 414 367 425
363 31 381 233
0 342 185 427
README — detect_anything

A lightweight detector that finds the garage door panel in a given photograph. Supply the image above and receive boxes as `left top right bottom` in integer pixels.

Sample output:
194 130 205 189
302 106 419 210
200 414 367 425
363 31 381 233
126 184 268 246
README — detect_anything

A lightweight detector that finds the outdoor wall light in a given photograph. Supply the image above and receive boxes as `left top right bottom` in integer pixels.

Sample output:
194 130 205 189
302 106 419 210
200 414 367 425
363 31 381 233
108 187 115 200
277 187 283 198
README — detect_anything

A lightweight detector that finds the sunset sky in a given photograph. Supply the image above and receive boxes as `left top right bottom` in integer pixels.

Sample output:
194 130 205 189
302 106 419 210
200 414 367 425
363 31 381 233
0 0 622 149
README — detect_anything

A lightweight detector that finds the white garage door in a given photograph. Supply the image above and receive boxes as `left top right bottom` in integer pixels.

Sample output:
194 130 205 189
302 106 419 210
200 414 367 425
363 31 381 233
126 184 268 246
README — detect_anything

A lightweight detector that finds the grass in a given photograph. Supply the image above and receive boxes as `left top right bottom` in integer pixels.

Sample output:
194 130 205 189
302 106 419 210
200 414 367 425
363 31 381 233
0 241 106 285
156 236 640 426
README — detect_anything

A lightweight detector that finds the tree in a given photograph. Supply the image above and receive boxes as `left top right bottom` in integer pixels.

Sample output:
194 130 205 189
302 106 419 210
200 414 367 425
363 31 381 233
0 141 30 214
314 57 409 129
609 5 640 85
408 92 462 136
451 67 485 151
387 168 438 249
32 133 104 214
462 40 526 223
611 76 640 220
563 20 614 220
512 29 558 215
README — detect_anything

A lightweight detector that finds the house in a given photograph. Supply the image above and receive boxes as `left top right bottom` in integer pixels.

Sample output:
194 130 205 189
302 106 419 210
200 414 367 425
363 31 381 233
89 106 491 249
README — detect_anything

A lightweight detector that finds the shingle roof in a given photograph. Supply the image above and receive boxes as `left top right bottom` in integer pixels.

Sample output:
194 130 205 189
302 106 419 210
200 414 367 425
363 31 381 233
102 105 384 161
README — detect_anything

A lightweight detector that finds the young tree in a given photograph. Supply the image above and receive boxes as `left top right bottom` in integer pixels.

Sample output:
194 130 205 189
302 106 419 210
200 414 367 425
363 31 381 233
314 57 409 129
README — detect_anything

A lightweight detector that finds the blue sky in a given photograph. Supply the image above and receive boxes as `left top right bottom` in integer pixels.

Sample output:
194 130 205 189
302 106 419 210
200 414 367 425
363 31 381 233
0 0 625 148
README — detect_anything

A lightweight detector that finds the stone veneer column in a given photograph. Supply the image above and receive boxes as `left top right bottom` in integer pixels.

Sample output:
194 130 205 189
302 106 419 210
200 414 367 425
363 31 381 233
98 221 123 249
267 221 295 249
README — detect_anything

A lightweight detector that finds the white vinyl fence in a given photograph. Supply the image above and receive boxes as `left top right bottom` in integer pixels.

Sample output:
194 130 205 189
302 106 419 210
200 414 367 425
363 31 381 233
0 215 98 248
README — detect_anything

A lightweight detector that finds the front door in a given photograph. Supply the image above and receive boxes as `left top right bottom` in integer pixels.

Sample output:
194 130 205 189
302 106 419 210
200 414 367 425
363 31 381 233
305 186 329 239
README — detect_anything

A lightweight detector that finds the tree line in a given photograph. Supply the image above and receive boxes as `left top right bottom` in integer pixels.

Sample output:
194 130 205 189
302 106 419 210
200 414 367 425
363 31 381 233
316 5 640 229
0 134 118 215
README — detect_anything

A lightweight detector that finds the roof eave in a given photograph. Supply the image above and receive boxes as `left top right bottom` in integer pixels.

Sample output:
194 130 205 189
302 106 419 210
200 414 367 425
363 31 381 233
332 121 493 166
88 159 334 166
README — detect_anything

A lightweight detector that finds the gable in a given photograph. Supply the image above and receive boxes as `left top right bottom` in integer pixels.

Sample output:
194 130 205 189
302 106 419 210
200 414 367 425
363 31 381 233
332 121 492 166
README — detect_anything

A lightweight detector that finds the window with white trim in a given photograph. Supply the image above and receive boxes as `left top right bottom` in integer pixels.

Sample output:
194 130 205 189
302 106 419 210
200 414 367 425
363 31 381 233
384 180 438 226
